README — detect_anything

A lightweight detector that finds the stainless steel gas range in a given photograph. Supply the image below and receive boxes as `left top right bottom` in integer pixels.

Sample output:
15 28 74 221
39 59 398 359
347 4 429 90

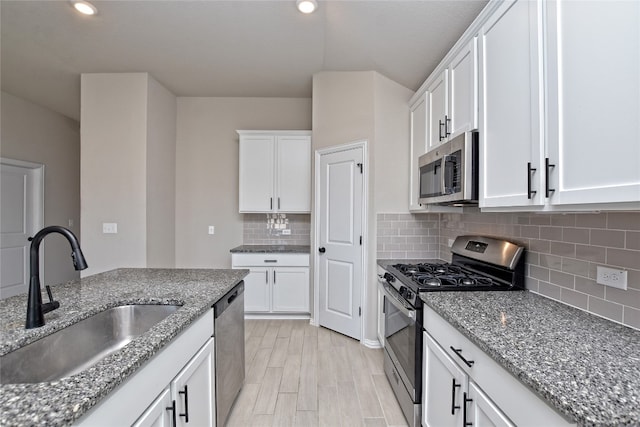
378 235 525 427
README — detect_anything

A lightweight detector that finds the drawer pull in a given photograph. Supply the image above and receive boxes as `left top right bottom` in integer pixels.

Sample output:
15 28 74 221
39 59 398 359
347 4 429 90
264 260 278 263
463 392 473 426
451 378 461 414
450 346 475 367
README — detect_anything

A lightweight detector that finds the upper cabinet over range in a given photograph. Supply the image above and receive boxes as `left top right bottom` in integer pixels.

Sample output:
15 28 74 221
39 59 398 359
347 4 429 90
410 0 640 212
409 19 479 211
238 130 311 213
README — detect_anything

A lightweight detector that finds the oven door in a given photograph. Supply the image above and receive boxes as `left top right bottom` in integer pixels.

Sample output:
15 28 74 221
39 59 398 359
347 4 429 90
380 280 419 402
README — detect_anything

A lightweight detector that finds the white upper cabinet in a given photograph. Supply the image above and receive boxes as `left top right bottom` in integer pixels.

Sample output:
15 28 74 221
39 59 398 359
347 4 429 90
276 135 312 212
449 38 479 139
426 70 449 151
410 94 428 211
479 0 544 209
479 0 640 210
544 0 640 207
238 130 311 213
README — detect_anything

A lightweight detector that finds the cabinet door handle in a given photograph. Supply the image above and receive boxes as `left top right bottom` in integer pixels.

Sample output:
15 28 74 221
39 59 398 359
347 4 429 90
266 270 269 283
527 162 537 199
545 157 556 198
166 400 177 427
278 197 281 210
439 119 445 141
463 392 473 426
445 115 451 137
273 270 276 284
451 378 461 415
179 385 189 422
270 197 273 210
450 346 475 367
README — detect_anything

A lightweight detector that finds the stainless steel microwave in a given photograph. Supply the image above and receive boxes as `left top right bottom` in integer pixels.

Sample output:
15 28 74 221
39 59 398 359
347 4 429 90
418 131 478 206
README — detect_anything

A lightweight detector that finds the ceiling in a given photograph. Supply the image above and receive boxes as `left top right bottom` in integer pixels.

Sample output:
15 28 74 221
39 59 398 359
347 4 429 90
1 0 487 121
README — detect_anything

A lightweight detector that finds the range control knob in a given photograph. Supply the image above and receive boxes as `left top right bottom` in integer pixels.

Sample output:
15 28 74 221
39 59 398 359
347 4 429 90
384 273 395 283
399 286 407 296
406 290 413 300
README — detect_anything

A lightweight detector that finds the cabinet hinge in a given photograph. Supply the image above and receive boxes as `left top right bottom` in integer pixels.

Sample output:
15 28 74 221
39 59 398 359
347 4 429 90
359 236 362 245
357 163 363 174
359 307 362 317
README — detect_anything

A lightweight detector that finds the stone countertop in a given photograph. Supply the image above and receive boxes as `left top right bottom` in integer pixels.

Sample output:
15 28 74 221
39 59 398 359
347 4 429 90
0 268 248 427
420 291 640 427
230 244 310 254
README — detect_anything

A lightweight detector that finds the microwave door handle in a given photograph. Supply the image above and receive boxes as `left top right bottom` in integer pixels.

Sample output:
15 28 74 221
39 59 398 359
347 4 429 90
441 154 450 194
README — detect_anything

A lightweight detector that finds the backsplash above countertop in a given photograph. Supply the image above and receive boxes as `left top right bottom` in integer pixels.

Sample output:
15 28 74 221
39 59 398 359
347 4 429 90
377 211 640 330
243 214 310 246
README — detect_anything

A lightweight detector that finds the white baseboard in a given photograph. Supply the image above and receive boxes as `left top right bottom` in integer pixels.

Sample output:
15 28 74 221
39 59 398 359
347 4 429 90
363 338 383 349
244 313 311 320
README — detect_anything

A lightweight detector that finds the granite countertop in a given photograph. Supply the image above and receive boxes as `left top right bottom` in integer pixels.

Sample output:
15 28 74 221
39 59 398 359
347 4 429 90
230 244 310 254
420 291 640 426
0 268 248 427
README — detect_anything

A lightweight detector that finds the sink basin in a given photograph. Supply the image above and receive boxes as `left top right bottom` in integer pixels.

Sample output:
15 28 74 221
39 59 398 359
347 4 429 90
0 304 180 384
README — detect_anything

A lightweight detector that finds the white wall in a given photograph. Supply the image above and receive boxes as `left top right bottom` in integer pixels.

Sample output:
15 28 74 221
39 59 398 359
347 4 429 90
374 73 412 213
81 73 177 276
312 71 412 344
146 77 177 267
175 97 312 269
1 91 81 287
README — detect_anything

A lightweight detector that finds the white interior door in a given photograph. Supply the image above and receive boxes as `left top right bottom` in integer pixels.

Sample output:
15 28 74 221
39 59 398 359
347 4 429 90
0 159 44 299
317 145 364 340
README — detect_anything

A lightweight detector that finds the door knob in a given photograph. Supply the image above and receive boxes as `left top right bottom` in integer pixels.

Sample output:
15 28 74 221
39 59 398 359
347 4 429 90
318 247 326 253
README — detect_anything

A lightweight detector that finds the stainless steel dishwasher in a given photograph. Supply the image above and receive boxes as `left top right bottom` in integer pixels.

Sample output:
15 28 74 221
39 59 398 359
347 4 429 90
213 281 245 427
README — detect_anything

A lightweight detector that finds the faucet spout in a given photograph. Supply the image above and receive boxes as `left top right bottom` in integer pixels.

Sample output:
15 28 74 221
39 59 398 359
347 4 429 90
26 226 88 329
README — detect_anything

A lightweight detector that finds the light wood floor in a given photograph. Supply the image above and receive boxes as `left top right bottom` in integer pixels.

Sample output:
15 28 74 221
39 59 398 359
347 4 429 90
226 319 409 427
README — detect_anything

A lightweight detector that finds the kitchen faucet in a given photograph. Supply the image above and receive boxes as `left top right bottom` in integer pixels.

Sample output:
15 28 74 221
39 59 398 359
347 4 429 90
26 226 88 329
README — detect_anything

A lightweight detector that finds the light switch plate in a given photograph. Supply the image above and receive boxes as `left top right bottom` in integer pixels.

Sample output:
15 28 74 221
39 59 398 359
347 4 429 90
208 226 215 235
282 229 291 235
102 223 117 234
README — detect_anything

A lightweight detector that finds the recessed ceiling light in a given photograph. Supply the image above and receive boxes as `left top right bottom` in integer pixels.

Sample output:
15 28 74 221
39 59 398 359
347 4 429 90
296 0 317 14
72 0 98 16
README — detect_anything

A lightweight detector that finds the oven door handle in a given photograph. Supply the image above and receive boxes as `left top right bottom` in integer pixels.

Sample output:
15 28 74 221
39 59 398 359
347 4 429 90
378 278 416 320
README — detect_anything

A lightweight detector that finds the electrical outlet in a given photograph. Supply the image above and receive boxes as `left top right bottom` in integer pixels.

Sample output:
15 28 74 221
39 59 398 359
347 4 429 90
208 226 215 235
102 223 117 234
282 229 291 235
596 266 628 290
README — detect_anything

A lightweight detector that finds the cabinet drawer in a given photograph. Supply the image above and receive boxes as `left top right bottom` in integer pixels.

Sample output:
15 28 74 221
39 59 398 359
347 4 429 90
424 306 573 426
232 253 309 267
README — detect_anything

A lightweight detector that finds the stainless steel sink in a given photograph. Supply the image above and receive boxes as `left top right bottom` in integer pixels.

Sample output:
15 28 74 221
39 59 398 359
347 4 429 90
0 304 180 384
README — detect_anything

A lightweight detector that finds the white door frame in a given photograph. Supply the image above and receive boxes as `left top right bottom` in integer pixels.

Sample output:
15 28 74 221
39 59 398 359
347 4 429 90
0 157 45 295
313 140 368 342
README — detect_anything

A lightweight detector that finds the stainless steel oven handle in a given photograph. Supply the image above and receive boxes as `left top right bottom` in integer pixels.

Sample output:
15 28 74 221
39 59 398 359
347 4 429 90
377 278 416 320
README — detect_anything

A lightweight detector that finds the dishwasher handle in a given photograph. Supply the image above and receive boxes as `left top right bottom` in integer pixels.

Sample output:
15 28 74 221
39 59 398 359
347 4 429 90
214 281 245 319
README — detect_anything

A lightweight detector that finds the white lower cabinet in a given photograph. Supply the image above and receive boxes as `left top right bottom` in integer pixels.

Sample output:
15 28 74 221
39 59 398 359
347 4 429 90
133 338 214 427
232 253 309 314
468 381 514 427
134 389 173 427
423 306 574 427
76 310 216 427
423 333 468 427
170 338 215 426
